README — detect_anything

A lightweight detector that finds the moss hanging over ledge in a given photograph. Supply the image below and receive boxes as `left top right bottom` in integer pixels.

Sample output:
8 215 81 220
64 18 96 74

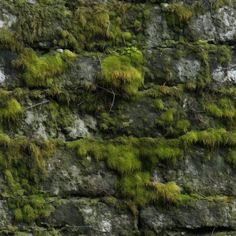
100 47 144 96
13 49 76 87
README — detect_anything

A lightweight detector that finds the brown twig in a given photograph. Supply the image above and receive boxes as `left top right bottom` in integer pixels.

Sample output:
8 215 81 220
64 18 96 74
96 85 116 112
26 100 49 110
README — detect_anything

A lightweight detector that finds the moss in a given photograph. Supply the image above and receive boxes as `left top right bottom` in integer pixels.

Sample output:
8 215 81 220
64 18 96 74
68 137 183 172
176 119 191 133
47 101 74 130
14 48 76 87
154 182 181 204
0 29 23 52
212 0 232 11
13 1 68 45
1 137 56 198
14 208 23 222
157 108 176 126
0 98 22 122
153 98 165 110
100 47 144 96
10 194 53 224
164 3 192 34
119 172 151 206
227 149 236 167
23 204 36 223
181 128 236 147
217 45 232 65
69 2 132 50
120 173 181 206
106 145 141 174
204 97 236 119
142 85 184 99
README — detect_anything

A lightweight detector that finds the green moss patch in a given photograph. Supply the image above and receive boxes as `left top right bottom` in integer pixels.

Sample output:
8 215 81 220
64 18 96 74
100 47 144 96
14 49 76 87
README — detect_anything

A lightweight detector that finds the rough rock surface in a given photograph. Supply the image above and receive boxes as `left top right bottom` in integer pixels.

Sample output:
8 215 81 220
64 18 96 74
0 0 235 235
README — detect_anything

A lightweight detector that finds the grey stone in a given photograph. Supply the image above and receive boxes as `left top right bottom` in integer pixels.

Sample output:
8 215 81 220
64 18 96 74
45 198 137 236
175 58 201 82
155 151 236 196
189 6 236 42
44 149 118 197
140 199 236 232
212 66 236 83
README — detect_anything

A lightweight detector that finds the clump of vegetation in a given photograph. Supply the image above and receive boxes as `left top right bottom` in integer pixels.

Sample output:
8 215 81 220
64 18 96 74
120 172 151 206
0 90 22 122
120 172 181 206
157 108 176 126
0 98 22 122
10 195 53 224
154 182 181 204
13 0 68 45
1 136 56 192
143 85 184 99
68 137 183 172
226 149 236 167
0 135 56 224
181 128 236 147
58 1 133 51
100 47 144 96
106 145 141 174
14 49 76 87
68 136 184 206
0 29 23 52
204 97 236 119
164 3 192 34
153 98 165 110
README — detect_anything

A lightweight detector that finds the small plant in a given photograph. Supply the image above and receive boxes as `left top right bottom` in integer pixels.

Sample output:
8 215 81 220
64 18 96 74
120 172 151 206
14 48 76 87
157 108 176 126
0 98 22 122
154 98 165 110
164 3 193 34
154 182 181 204
227 149 236 167
100 47 144 96
106 145 141 174
204 97 236 119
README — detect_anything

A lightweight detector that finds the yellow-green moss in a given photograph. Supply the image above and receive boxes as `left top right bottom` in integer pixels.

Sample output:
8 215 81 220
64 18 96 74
204 97 236 119
164 3 192 34
14 48 76 87
227 149 236 167
154 182 181 204
100 47 144 96
0 98 22 122
0 29 23 52
181 128 236 147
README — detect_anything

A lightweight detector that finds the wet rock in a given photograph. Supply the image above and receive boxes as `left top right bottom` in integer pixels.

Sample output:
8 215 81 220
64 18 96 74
0 67 6 84
64 57 100 88
146 6 177 48
212 66 236 83
155 150 236 196
175 58 201 82
188 12 217 42
0 200 11 227
214 6 236 42
0 11 16 29
44 149 118 197
45 198 137 236
140 199 236 232
189 7 236 42
65 115 97 140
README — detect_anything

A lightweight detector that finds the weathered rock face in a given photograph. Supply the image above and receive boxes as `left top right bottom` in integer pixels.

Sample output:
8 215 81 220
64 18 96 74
140 199 236 234
0 0 235 235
